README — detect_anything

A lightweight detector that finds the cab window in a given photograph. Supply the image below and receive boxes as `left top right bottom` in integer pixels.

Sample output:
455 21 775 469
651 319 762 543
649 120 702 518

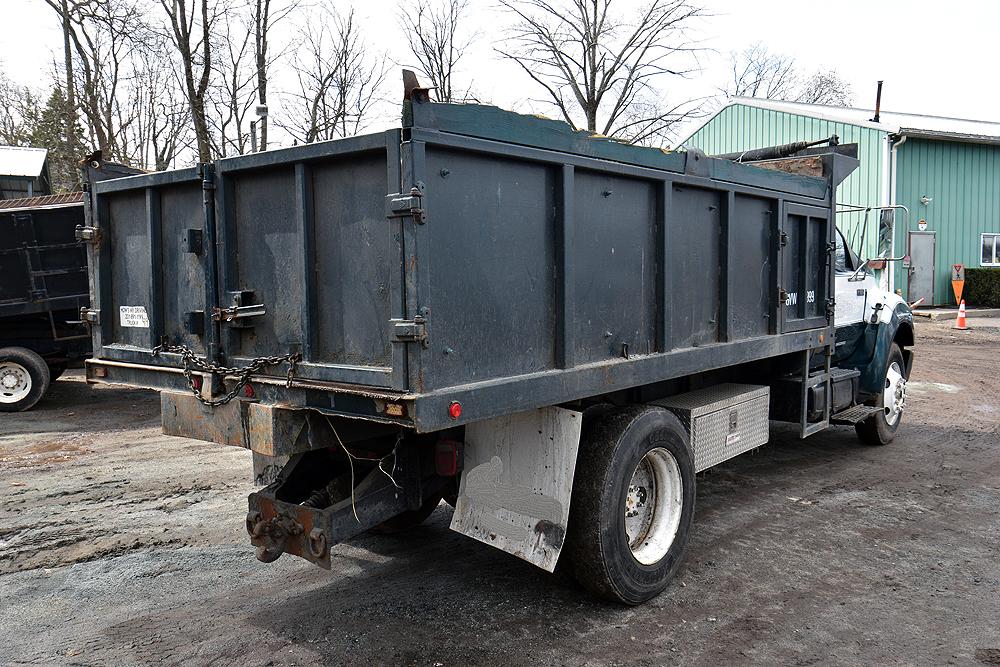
835 229 850 273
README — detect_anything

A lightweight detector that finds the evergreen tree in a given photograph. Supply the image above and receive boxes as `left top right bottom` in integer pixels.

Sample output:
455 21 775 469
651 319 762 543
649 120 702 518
29 86 86 192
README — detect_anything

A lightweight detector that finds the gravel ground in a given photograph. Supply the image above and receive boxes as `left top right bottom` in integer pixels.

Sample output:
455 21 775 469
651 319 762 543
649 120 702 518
1 319 998 666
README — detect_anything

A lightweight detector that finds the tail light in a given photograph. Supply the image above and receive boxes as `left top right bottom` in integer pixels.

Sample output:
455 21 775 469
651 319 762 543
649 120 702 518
435 439 462 477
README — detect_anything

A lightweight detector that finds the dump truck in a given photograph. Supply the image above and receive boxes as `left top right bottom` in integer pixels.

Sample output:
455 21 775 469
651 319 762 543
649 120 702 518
0 156 143 411
81 75 913 604
0 193 91 411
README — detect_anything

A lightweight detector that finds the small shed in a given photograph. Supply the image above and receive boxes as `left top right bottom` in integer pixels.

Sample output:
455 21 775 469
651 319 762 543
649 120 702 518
677 97 1000 306
0 146 51 200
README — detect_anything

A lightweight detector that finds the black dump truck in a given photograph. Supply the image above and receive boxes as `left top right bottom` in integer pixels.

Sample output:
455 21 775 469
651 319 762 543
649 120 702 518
0 193 91 411
0 156 143 411
82 75 913 604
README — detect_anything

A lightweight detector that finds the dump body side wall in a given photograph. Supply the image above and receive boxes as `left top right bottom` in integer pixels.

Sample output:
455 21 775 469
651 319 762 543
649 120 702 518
400 123 838 430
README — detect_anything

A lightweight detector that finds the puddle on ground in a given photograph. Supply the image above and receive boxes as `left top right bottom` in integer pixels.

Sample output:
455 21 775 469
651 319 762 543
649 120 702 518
907 381 962 395
0 441 90 468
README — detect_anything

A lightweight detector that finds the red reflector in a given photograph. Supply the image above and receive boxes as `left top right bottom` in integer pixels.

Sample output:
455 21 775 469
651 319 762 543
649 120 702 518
435 440 461 476
448 401 462 420
244 383 255 399
93 366 108 378
191 376 203 390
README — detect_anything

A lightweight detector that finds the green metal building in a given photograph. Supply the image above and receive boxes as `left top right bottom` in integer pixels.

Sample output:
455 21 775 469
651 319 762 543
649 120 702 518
677 97 1000 306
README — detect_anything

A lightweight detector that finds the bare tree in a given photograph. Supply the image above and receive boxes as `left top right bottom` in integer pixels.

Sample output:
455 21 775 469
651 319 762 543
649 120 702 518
130 46 192 169
497 0 705 144
725 43 853 107
42 0 197 170
797 69 853 107
251 0 298 150
159 0 218 162
0 72 41 146
725 42 798 100
280 6 388 144
209 7 257 157
43 0 147 162
399 0 473 103
56 0 77 147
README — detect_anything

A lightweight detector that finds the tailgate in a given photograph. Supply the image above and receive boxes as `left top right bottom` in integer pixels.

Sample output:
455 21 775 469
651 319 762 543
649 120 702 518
88 131 405 391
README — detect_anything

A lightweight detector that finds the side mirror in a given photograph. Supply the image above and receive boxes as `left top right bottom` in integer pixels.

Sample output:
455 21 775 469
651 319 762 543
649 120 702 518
849 255 907 282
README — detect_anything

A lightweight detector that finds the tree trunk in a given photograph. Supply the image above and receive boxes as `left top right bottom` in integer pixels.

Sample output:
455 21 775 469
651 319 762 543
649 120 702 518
191 93 212 163
255 0 268 151
59 0 75 145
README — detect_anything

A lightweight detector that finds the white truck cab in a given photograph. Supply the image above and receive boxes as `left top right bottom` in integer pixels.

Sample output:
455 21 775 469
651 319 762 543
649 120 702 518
833 227 914 445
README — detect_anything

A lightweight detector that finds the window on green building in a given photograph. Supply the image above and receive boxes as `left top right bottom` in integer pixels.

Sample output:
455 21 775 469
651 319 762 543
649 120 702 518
983 233 1000 266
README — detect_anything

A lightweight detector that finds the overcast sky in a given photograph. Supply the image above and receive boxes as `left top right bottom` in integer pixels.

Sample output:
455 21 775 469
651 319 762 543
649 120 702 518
1 0 995 147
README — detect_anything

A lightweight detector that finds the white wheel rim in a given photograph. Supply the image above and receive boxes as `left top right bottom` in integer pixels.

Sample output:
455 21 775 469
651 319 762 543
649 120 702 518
883 360 906 426
0 361 32 404
624 446 683 565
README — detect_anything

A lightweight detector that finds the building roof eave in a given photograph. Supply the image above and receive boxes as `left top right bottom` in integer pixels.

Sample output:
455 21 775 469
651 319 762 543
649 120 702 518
895 128 1000 146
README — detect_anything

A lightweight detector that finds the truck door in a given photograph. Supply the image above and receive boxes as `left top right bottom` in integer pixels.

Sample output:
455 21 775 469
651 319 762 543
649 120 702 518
833 227 873 361
779 203 831 333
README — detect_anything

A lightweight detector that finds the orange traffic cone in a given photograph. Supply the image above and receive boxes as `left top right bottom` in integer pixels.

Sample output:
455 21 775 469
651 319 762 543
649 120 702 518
953 300 970 330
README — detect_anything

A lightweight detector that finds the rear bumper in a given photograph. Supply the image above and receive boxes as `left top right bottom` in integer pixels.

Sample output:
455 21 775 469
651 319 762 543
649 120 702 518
85 358 417 448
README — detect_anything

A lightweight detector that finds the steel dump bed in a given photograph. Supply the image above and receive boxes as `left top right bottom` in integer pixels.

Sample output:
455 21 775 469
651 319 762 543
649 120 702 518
84 95 854 433
1 195 88 320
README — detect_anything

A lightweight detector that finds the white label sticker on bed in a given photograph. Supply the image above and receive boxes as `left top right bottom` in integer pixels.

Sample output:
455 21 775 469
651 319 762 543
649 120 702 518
119 305 150 328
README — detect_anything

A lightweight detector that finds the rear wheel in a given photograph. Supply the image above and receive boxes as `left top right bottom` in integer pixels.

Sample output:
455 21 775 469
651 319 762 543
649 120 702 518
856 343 907 446
566 405 695 605
0 347 50 412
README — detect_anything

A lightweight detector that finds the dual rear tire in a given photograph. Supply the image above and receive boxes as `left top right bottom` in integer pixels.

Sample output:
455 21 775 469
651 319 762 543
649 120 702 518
565 406 695 605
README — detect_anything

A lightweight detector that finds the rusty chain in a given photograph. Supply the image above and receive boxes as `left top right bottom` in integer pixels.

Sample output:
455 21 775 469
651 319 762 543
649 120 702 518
151 341 301 407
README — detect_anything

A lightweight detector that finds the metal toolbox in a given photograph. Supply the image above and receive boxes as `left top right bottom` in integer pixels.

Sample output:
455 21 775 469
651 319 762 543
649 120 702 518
654 383 770 472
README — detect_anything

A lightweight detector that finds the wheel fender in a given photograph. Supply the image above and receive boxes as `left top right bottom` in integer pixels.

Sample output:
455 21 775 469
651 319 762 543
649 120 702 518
856 300 913 394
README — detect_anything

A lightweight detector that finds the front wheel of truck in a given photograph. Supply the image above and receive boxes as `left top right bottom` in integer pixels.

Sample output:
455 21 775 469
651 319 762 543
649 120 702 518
0 347 51 412
855 343 907 446
565 405 695 605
